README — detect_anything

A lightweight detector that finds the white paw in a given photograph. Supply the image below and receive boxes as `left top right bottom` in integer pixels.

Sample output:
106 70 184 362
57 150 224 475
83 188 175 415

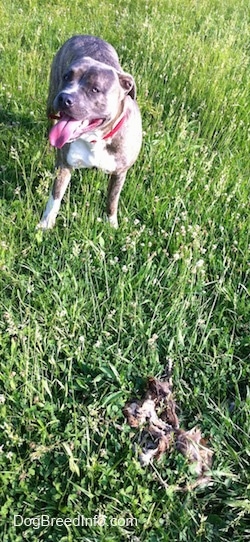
36 215 56 230
36 195 60 230
107 215 118 229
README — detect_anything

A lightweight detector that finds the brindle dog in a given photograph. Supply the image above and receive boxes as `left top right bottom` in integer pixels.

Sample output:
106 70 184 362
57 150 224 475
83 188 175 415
38 35 142 229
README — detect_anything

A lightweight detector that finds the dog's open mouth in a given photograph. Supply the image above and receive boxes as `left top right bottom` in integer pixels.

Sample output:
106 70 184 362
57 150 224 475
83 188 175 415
49 114 104 149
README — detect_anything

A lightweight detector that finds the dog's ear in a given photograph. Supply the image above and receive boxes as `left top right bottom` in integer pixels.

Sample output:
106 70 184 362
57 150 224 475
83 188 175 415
118 72 136 100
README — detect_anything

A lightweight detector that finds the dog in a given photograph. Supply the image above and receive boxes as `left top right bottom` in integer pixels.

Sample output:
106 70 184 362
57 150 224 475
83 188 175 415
37 35 142 229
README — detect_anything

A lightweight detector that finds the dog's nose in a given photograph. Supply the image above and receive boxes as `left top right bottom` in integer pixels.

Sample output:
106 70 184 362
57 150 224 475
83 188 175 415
57 92 74 108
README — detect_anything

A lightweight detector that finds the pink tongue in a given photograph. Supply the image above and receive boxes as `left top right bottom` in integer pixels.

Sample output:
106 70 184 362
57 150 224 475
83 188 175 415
49 115 85 149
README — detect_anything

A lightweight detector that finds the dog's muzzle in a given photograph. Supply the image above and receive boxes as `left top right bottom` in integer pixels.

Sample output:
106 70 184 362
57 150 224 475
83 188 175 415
57 92 75 110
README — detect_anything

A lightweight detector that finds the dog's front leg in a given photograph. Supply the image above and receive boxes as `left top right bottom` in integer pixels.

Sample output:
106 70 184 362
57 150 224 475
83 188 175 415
107 171 127 228
37 167 71 229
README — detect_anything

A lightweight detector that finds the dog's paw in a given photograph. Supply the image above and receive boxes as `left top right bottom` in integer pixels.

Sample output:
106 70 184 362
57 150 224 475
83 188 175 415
36 216 56 230
107 215 118 229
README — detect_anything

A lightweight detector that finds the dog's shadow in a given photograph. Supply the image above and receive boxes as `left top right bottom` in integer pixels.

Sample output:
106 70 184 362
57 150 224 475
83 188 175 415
0 106 34 127
0 105 47 201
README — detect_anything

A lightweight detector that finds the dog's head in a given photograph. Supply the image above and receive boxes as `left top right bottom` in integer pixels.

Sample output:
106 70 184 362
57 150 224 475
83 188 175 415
48 57 136 149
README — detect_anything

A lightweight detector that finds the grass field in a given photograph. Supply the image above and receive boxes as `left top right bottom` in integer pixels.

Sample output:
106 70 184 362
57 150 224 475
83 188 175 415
0 0 249 540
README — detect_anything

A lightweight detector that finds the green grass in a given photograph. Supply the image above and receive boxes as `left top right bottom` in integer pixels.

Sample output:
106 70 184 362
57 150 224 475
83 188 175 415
0 0 249 540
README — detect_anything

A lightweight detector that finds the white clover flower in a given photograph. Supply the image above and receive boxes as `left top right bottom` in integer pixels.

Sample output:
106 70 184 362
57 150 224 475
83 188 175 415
27 283 34 294
148 333 159 347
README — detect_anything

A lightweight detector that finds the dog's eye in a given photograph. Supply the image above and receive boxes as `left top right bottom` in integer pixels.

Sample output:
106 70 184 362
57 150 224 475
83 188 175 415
92 87 100 93
63 71 72 82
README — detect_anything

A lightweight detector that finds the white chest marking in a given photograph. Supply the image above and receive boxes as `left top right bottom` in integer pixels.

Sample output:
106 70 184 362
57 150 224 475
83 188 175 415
67 134 116 173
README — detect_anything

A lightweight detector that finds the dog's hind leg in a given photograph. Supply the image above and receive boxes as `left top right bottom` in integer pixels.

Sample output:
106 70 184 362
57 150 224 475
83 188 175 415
37 167 71 229
107 171 127 228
